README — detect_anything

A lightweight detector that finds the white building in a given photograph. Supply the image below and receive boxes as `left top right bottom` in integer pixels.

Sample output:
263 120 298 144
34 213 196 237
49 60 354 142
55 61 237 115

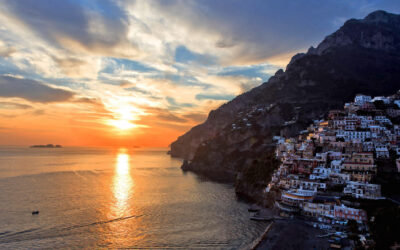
337 130 371 141
330 160 342 173
363 141 375 152
334 205 367 223
394 100 400 108
327 151 343 160
310 167 332 180
369 125 382 134
343 181 382 199
329 173 351 184
372 96 390 104
354 95 372 106
289 179 327 191
303 201 335 219
375 146 390 158
375 116 392 125
360 116 374 129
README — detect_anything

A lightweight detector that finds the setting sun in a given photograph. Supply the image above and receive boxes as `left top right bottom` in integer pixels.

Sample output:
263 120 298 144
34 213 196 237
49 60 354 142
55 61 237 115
105 105 143 131
108 119 136 130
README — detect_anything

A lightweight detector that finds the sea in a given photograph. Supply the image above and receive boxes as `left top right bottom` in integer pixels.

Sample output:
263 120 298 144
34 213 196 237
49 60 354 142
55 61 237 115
0 146 267 249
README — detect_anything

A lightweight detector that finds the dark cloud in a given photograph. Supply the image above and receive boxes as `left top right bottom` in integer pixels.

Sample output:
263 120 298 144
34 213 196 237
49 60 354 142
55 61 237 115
73 97 103 106
31 109 45 116
0 75 75 103
144 107 188 123
52 57 89 77
155 0 400 64
215 39 237 49
0 101 32 109
4 0 134 56
119 81 132 87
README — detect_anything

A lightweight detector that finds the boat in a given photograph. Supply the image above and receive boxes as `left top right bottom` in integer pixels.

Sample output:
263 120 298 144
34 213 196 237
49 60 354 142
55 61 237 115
30 144 62 148
32 211 39 215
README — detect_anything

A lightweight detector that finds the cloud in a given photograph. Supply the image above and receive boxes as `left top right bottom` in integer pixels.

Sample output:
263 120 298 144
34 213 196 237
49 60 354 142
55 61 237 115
73 97 104 106
102 58 156 74
0 101 32 109
166 97 195 109
124 86 152 95
182 112 207 123
0 75 75 103
195 93 235 101
31 109 45 116
0 44 16 57
126 0 400 66
3 0 139 59
157 113 188 123
139 107 190 125
52 56 100 78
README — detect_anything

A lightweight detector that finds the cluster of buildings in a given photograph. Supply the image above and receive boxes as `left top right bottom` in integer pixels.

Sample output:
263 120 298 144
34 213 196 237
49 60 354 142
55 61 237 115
268 93 400 228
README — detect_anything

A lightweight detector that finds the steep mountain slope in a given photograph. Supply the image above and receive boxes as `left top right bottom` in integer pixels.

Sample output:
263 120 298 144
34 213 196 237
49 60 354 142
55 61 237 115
170 10 400 201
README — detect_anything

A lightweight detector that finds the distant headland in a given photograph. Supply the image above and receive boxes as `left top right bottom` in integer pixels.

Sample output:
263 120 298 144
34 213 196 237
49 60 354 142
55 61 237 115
30 144 62 148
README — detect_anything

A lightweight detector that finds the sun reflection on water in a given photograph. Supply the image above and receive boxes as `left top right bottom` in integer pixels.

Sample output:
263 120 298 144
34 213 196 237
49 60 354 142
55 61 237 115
111 149 134 218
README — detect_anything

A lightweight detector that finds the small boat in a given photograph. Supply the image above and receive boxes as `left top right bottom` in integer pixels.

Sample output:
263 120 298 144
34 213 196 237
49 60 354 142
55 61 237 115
32 211 39 215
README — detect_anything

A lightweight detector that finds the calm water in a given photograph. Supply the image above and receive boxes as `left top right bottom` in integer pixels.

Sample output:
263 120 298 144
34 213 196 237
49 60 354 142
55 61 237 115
0 147 267 249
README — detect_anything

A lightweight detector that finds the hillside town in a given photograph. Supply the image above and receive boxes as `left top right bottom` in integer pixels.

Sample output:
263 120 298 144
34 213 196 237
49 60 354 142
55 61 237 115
266 92 400 248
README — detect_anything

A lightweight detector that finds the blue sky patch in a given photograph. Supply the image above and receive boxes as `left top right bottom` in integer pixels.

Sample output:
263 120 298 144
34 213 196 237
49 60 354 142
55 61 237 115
195 93 235 101
217 64 279 79
124 86 151 95
166 97 195 110
100 58 156 74
174 45 216 65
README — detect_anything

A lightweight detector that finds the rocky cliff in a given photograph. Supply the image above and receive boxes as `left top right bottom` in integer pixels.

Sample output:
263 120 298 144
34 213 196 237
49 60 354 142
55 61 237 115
170 10 400 202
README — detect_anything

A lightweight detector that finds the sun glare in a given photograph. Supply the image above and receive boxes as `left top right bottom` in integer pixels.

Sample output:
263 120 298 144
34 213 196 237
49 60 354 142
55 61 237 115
108 119 136 130
106 105 141 131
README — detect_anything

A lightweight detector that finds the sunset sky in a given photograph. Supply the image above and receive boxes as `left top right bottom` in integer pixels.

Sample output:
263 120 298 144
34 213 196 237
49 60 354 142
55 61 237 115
0 0 399 147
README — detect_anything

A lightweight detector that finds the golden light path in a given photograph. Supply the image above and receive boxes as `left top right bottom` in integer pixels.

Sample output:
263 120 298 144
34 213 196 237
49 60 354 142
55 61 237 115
111 148 134 218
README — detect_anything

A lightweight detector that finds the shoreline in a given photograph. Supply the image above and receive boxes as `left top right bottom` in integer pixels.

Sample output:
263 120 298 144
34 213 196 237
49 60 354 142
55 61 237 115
254 219 331 250
245 206 331 250
250 221 275 250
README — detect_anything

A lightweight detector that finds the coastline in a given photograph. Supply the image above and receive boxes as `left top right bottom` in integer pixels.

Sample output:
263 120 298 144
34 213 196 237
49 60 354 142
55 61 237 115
245 206 331 250
254 219 330 250
250 221 274 250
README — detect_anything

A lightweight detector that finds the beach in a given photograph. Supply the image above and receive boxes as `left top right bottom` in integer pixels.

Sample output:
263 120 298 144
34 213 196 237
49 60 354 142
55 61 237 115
255 219 331 250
